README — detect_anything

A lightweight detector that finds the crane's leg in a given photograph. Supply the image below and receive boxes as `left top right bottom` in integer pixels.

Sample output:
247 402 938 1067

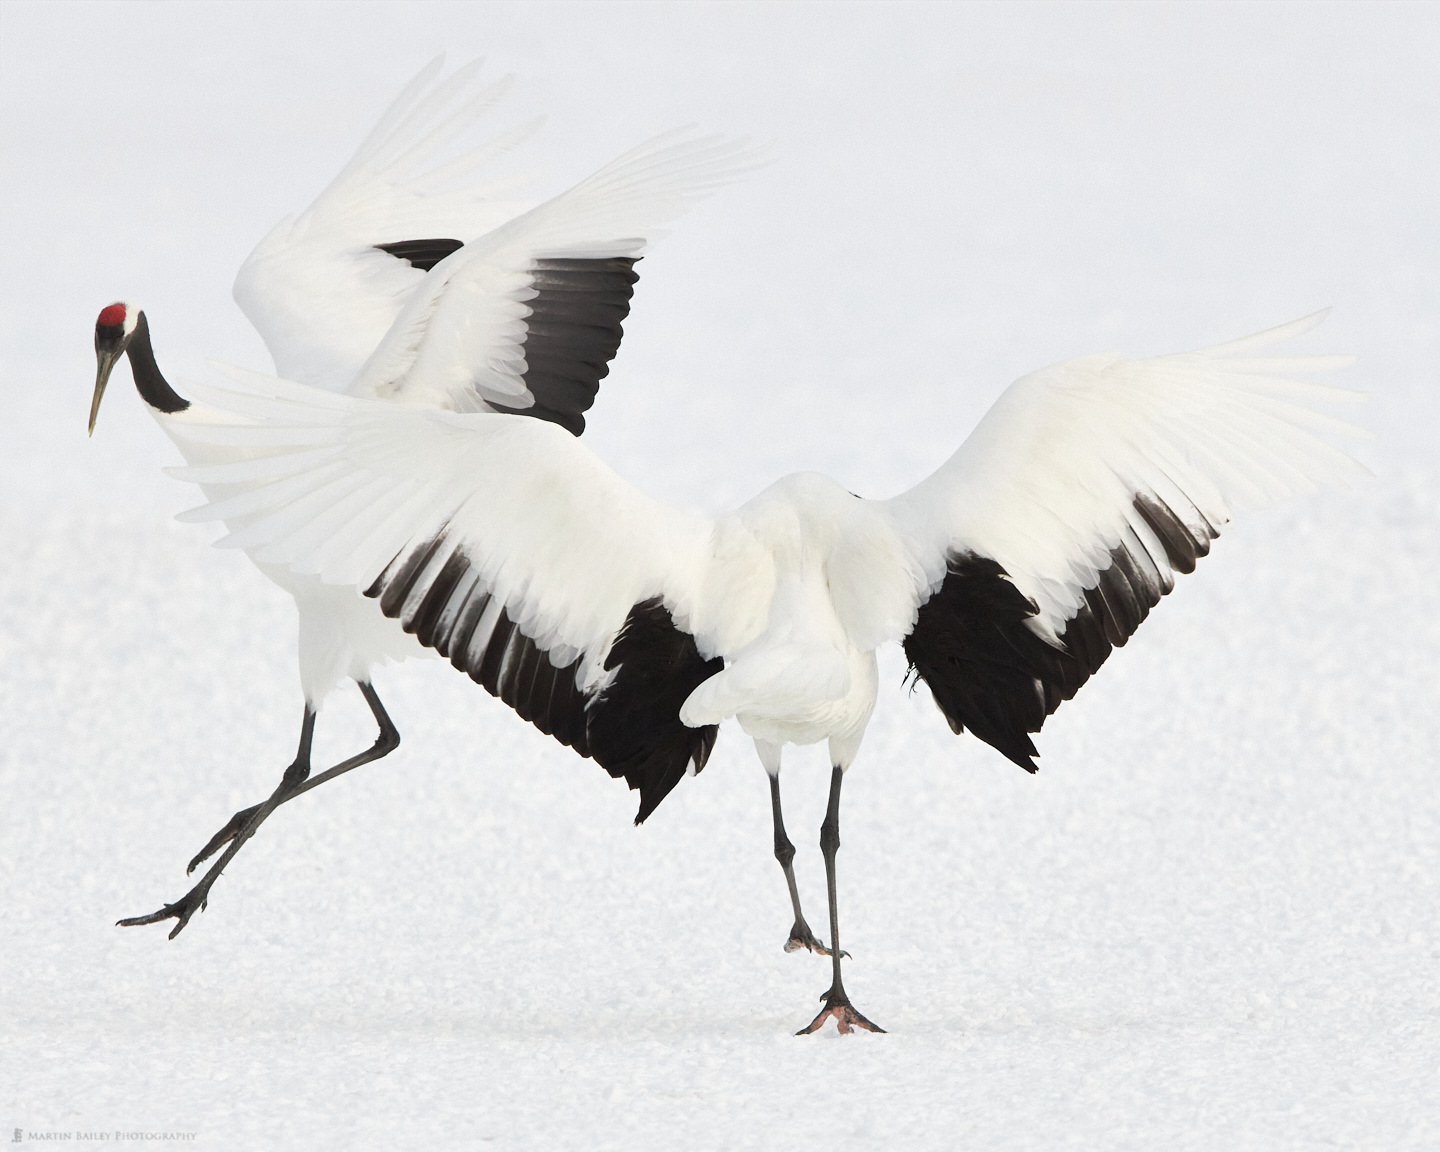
797 765 884 1035
117 682 400 939
769 772 841 957
184 683 399 872
756 739 835 956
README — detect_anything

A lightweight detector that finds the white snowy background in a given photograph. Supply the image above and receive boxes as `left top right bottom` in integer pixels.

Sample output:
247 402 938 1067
2 2 1438 1148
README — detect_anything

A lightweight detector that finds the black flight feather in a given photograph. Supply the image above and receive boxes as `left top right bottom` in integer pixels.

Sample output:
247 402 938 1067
903 492 1221 772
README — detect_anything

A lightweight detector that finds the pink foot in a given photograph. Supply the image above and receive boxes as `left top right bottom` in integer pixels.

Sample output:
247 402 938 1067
797 995 885 1035
784 921 849 958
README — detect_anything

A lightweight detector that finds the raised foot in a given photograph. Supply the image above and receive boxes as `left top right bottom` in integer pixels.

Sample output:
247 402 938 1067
187 804 261 873
797 991 885 1036
784 920 849 959
116 887 208 940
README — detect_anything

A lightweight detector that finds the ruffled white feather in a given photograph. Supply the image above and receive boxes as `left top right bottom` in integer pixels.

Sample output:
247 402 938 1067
234 56 541 392
353 130 764 411
885 311 1366 640
158 314 1363 742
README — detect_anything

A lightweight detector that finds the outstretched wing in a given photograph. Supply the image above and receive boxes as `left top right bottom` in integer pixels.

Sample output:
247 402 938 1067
350 130 759 432
881 312 1365 771
160 366 741 822
234 57 543 391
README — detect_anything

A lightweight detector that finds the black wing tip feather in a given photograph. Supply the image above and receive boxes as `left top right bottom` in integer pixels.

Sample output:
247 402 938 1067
374 249 640 438
488 399 587 437
901 553 1054 771
1134 491 1217 573
366 538 592 757
905 492 1220 772
367 541 718 821
375 238 465 272
497 257 642 437
588 597 723 824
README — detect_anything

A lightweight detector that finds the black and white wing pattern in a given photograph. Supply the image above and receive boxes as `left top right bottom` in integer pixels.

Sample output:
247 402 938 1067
161 367 754 822
234 58 542 391
880 313 1365 771
350 130 757 433
237 57 755 433
470 254 640 435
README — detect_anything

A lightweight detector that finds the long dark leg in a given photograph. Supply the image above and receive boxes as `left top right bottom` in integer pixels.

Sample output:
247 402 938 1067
797 766 884 1035
117 706 317 938
118 682 400 939
185 683 399 872
770 773 842 957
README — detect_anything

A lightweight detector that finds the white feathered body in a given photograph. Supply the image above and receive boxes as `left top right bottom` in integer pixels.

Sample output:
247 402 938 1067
155 309 1362 791
129 62 1365 801
159 60 761 713
682 474 914 764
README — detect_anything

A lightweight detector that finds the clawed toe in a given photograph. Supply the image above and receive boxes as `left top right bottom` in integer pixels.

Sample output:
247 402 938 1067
783 921 850 958
117 892 206 940
187 804 260 873
119 867 221 939
797 991 885 1036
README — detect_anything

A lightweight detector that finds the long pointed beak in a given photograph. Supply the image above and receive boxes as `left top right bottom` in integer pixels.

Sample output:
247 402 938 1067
90 348 121 436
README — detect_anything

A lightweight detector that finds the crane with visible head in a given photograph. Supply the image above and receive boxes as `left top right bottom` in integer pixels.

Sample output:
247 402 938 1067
89 58 758 954
91 62 1362 1036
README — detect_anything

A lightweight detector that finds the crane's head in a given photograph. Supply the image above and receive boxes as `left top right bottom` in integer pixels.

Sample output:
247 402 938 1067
91 301 140 436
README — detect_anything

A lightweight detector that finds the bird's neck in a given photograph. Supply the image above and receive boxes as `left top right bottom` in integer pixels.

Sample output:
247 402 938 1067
128 312 190 415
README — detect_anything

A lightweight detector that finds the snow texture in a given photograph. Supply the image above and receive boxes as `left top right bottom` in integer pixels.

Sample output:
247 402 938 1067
2 3 1439 1149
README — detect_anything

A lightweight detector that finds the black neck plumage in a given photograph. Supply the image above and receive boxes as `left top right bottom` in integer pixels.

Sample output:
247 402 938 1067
127 312 190 414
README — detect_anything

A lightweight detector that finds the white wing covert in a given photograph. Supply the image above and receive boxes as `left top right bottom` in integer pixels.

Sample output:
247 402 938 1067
234 58 542 391
162 365 731 822
351 130 761 432
882 312 1365 771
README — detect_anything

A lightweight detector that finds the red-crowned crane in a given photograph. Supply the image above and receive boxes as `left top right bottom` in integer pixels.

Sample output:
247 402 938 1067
89 66 755 931
91 66 1363 1038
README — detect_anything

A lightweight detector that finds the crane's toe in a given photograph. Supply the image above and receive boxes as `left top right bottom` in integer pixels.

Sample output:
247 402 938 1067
117 892 206 940
785 920 849 959
796 991 885 1036
187 804 261 873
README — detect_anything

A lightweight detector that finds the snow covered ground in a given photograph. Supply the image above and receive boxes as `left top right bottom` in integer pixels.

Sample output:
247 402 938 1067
2 3 1438 1148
